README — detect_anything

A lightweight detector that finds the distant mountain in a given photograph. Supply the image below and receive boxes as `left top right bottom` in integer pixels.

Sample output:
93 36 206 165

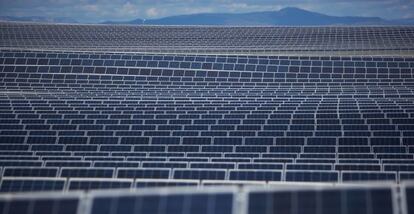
2 7 412 25
0 16 77 23
103 7 404 26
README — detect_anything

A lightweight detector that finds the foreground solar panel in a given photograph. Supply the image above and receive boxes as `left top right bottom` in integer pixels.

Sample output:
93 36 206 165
248 185 396 214
89 187 235 214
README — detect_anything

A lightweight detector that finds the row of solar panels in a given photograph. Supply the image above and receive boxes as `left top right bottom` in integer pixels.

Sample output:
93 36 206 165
0 48 411 56
2 150 413 161
0 99 412 107
1 118 414 127
0 159 413 170
2 152 414 162
6 126 410 133
1 143 414 154
1 108 413 116
1 87 410 95
2 154 414 163
2 56 414 69
0 97 411 104
3 74 414 86
2 72 414 85
1 108 412 117
2 53 413 71
2 108 408 116
0 161 412 172
0 182 413 214
3 63 413 76
7 48 413 57
2 112 412 119
0 166 412 182
1 135 413 145
1 119 414 128
2 50 414 62
0 175 412 191
1 125 413 136
1 153 414 164
0 83 410 92
3 67 413 82
14 109 402 117
1 151 413 161
0 131 410 138
1 23 413 53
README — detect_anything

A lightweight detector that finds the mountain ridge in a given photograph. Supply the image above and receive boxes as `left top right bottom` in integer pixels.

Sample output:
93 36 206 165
103 7 393 25
2 7 413 25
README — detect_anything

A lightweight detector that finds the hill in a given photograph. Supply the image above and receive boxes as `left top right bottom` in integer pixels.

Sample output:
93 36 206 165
105 7 397 25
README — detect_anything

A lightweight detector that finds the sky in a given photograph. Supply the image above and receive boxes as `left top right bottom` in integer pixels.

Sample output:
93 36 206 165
0 0 413 23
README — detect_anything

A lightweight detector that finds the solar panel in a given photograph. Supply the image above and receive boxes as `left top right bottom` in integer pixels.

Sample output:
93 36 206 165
0 192 80 214
135 179 198 188
173 169 226 180
0 178 65 193
68 178 132 191
342 171 397 182
117 168 170 179
60 168 114 178
229 170 282 181
247 185 396 214
89 187 235 214
3 167 59 177
285 171 339 182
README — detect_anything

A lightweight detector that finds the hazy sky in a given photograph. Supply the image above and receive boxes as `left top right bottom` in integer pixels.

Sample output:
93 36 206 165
0 0 413 23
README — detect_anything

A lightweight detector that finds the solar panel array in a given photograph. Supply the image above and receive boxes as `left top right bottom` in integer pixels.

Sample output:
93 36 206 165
1 22 414 55
1 22 414 213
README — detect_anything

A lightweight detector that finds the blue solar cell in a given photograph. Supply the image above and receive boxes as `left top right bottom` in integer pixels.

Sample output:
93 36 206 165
68 179 132 190
3 167 58 177
342 172 396 182
173 169 226 180
60 168 114 178
229 170 281 181
285 171 338 182
117 169 170 179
